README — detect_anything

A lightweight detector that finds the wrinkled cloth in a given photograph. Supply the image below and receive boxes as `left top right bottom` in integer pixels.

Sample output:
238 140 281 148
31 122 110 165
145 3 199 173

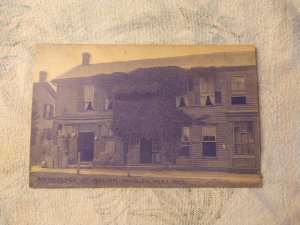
0 0 300 224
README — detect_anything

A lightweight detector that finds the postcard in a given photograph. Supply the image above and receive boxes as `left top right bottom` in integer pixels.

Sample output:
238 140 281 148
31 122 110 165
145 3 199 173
29 44 261 187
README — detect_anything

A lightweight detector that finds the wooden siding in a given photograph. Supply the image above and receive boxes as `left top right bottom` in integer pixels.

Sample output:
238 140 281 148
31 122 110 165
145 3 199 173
56 80 112 119
53 66 260 171
175 68 260 171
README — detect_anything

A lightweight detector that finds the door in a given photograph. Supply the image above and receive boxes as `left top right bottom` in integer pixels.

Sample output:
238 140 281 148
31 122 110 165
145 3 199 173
140 139 152 164
78 132 94 161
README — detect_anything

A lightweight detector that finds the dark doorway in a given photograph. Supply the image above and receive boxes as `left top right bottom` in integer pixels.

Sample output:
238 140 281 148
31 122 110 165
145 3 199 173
140 139 152 164
78 132 94 161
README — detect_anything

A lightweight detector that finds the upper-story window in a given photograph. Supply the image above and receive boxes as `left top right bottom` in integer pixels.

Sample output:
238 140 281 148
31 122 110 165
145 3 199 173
215 79 222 104
186 79 194 92
231 76 246 105
43 104 54 119
175 79 193 108
199 77 216 106
176 95 189 107
176 77 221 107
104 97 113 110
84 86 94 110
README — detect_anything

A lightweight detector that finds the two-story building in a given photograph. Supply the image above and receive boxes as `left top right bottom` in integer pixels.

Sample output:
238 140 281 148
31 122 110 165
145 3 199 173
31 71 56 165
50 51 260 173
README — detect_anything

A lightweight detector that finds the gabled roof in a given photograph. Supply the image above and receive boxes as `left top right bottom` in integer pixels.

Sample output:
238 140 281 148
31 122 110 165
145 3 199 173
33 82 56 98
52 51 256 83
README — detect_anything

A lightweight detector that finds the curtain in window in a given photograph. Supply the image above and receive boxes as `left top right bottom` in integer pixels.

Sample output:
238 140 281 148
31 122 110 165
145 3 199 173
182 127 190 142
84 86 94 110
202 127 216 137
199 78 215 106
176 95 189 107
104 97 113 110
104 97 109 110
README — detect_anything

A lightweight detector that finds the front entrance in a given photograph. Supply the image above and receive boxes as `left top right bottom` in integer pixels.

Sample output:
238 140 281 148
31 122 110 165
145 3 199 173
78 132 94 161
140 138 152 164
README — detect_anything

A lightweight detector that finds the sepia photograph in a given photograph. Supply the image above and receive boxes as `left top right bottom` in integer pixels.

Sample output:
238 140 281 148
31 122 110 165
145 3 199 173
29 45 261 188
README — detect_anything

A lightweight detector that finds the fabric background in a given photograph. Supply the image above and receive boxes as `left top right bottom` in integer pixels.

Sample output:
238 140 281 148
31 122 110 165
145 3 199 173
0 0 300 224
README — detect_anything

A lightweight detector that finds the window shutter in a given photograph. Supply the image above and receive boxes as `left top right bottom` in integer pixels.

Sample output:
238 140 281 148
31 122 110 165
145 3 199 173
49 105 54 118
187 79 194 91
194 79 200 105
176 96 180 107
182 127 190 142
94 86 99 110
43 104 47 119
77 86 84 111
188 92 195 106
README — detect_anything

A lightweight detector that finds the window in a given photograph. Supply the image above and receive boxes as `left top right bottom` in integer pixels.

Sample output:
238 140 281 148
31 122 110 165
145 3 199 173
41 128 52 141
65 139 70 152
215 91 222 104
234 122 255 155
152 139 161 163
186 79 194 92
43 104 54 119
179 127 190 156
231 96 246 104
104 97 113 110
176 95 189 107
231 77 245 91
108 125 114 137
84 86 94 110
202 126 216 157
199 77 215 106
231 76 246 105
64 125 73 137
215 79 222 104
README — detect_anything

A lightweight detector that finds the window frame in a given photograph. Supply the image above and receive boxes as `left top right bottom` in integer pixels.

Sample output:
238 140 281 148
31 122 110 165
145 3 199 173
233 122 255 155
230 76 247 105
186 78 194 92
176 95 189 107
198 77 219 107
83 85 95 111
43 104 54 119
214 78 222 105
151 139 161 163
179 126 190 157
104 97 113 111
202 126 217 157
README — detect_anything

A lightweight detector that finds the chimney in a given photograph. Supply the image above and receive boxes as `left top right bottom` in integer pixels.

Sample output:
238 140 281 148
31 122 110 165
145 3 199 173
82 52 91 65
39 71 47 82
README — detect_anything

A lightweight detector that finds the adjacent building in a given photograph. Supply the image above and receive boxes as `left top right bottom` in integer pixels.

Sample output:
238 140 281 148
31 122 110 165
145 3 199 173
30 71 56 165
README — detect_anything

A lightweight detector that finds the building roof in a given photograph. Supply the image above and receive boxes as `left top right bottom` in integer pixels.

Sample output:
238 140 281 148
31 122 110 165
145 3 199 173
52 51 256 83
33 82 56 98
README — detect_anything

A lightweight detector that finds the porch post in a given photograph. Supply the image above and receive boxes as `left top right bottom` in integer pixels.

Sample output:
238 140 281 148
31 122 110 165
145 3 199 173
77 151 81 174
